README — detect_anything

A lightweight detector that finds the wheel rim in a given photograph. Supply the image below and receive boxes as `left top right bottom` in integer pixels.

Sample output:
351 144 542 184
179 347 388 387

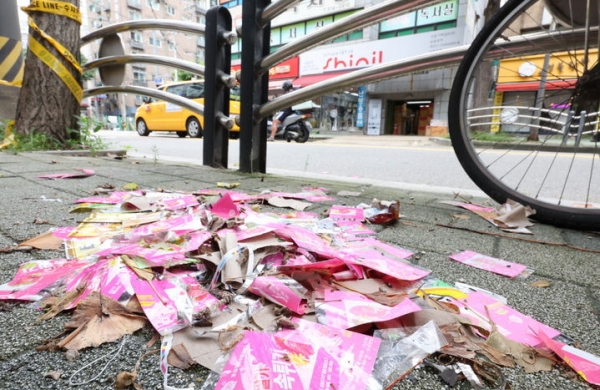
449 0 600 229
187 119 200 137
137 120 147 135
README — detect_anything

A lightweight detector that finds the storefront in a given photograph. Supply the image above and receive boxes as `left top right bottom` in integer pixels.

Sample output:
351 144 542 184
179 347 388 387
493 50 592 133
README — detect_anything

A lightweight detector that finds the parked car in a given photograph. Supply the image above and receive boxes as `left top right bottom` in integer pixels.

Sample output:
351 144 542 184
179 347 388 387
134 80 241 138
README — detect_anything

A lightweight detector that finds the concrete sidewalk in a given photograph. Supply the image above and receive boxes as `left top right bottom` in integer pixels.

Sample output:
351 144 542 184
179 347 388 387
0 150 598 389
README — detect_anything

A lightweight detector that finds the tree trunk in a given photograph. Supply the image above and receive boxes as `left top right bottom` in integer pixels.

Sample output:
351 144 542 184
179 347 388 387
15 0 81 145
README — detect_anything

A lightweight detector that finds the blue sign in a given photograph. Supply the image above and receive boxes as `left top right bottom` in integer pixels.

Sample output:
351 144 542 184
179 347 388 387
356 86 366 128
154 77 163 85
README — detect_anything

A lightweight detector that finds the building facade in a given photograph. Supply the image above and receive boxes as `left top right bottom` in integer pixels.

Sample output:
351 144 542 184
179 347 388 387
227 0 487 135
15 0 489 133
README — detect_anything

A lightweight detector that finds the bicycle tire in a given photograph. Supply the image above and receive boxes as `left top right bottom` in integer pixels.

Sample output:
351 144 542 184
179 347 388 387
448 0 600 230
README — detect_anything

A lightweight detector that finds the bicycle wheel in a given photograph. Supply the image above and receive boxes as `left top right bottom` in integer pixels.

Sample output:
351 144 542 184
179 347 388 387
449 0 600 230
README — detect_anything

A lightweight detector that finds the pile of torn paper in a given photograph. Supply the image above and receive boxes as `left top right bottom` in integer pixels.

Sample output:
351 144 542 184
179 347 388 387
1 187 599 390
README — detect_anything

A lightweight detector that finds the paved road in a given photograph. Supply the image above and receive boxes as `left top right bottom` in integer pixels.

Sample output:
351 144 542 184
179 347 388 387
99 130 487 198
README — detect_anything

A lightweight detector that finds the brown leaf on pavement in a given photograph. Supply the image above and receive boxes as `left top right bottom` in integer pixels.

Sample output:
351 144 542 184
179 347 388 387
530 280 551 288
58 293 146 350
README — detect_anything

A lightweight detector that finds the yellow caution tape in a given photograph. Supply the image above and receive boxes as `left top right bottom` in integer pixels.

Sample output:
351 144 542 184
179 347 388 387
18 1 83 101
0 121 17 149
27 17 82 74
28 37 82 101
22 0 82 24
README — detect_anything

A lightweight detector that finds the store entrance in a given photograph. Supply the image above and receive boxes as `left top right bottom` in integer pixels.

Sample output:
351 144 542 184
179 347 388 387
386 100 434 135
406 100 433 135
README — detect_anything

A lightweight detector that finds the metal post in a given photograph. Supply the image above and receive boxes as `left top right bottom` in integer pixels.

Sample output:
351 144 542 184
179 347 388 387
239 0 271 173
0 0 25 120
204 6 233 168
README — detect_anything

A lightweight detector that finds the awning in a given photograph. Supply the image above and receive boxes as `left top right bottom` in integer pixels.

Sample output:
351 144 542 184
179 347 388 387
293 72 349 87
496 80 576 92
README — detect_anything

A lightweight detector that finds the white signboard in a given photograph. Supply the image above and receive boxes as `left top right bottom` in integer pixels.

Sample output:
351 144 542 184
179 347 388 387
367 99 382 136
272 0 356 27
299 27 463 75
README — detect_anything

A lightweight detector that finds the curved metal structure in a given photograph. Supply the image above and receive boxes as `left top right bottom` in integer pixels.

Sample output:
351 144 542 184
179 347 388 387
258 0 445 74
258 45 469 120
81 20 207 46
84 85 234 130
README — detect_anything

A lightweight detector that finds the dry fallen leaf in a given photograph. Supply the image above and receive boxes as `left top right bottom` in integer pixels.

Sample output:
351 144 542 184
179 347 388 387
43 371 62 380
115 371 137 390
530 280 551 288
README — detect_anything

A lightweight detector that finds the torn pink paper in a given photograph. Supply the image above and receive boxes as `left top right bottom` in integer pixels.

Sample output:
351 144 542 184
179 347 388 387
248 275 308 314
539 330 600 386
132 277 193 335
37 169 95 180
75 191 146 204
317 290 421 329
341 250 430 282
94 243 187 268
64 257 137 309
195 189 256 203
210 193 240 219
334 221 376 238
161 194 199 210
449 250 528 278
276 258 348 276
458 291 560 347
278 225 337 258
182 231 212 252
328 205 365 222
234 225 277 241
216 328 379 390
342 238 414 261
177 275 219 314
275 318 381 389
129 214 198 238
0 258 88 301
50 226 76 239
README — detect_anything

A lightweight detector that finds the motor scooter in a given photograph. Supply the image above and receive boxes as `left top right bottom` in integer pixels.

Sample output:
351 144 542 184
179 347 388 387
267 112 312 143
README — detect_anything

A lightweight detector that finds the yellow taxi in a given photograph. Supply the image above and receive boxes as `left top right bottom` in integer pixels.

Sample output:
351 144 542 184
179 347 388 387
134 80 241 138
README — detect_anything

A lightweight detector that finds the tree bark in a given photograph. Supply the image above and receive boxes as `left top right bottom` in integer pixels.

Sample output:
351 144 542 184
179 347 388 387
15 0 81 145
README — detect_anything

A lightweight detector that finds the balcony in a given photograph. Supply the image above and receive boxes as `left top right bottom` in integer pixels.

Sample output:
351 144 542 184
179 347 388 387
130 40 144 50
194 5 206 14
127 0 142 10
196 37 204 48
133 79 147 87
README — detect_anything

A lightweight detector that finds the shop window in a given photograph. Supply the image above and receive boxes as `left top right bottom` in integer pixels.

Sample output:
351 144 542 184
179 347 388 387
437 21 457 30
416 25 435 33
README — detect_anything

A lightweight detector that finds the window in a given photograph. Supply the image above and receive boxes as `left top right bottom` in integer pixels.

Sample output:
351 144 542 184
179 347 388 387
146 0 160 10
128 10 141 20
166 85 186 96
131 31 142 42
149 36 162 47
167 5 175 15
185 83 204 99
133 70 146 86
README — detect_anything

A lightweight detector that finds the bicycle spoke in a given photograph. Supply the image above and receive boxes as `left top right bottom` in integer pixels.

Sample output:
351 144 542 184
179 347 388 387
449 0 600 229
